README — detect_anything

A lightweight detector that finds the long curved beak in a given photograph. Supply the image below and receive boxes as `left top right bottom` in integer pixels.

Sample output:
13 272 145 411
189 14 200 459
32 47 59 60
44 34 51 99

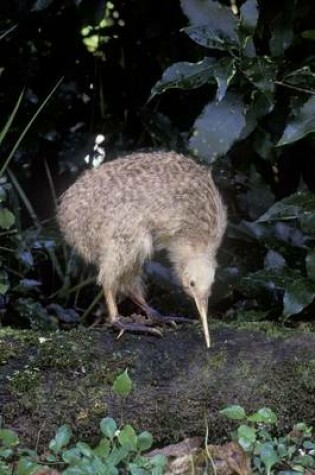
194 296 210 348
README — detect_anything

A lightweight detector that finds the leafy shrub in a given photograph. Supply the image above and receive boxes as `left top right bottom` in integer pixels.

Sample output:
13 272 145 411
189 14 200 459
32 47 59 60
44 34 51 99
221 404 315 474
151 0 315 322
0 370 166 475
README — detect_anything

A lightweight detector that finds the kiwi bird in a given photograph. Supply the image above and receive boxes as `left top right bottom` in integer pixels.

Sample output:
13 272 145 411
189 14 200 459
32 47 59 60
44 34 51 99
57 151 227 347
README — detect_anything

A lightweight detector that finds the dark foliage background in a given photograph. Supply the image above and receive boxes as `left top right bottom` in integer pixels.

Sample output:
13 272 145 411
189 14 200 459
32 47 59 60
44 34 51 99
0 0 314 330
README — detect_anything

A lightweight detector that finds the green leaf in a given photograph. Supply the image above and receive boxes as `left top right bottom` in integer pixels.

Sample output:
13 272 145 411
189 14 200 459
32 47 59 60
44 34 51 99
302 30 315 40
257 192 315 222
277 96 315 146
113 369 133 397
183 24 238 51
237 424 257 450
0 208 15 229
240 0 259 31
0 429 19 447
189 93 246 163
247 408 277 424
220 405 246 420
259 442 279 475
100 417 117 439
283 278 315 318
76 442 94 457
306 249 315 281
242 56 277 101
212 57 236 101
180 0 238 43
137 431 153 452
62 447 82 464
150 57 216 98
49 424 72 453
93 437 111 458
118 425 138 450
15 457 44 475
238 268 300 295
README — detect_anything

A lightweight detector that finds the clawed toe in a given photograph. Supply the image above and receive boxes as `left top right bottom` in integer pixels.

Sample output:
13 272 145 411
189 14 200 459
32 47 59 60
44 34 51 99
111 318 163 338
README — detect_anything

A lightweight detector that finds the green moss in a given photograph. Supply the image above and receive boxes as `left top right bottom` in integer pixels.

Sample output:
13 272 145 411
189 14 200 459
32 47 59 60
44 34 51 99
8 366 42 394
209 350 227 370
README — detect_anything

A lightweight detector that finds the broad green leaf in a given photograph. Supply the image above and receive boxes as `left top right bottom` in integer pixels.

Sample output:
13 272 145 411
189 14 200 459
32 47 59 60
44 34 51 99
189 93 246 162
212 57 236 101
242 56 277 101
0 208 15 229
150 57 216 98
257 192 315 222
0 429 19 447
93 437 111 458
283 278 315 318
259 442 279 475
300 214 315 236
118 424 138 450
49 424 72 453
183 24 238 51
137 431 153 452
100 417 117 439
76 442 94 457
237 425 257 450
306 249 315 281
62 447 82 464
15 457 44 475
220 405 246 420
277 96 315 146
240 0 259 31
248 408 277 424
113 369 133 397
180 0 238 43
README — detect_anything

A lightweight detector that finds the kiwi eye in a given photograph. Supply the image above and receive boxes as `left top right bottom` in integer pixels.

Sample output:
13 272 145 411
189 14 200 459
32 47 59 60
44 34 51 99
189 280 196 288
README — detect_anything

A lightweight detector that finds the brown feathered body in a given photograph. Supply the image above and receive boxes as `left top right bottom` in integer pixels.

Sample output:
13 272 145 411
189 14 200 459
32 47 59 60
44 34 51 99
58 151 227 345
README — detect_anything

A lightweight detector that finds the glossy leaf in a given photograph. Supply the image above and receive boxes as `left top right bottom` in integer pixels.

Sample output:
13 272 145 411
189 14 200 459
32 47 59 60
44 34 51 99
180 0 238 43
220 405 246 420
118 425 138 450
100 417 117 439
212 57 236 101
283 278 315 318
49 424 72 453
237 424 257 450
137 431 153 452
0 429 19 447
242 57 277 100
257 192 315 223
113 369 133 397
247 408 277 424
240 0 259 31
150 57 216 98
183 24 238 51
277 96 315 146
270 19 294 57
259 442 279 474
0 208 15 229
189 93 246 162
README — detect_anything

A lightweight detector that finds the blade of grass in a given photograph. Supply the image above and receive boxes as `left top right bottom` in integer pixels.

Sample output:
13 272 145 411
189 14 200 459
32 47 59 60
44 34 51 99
7 169 65 281
0 77 63 176
0 89 24 146
0 24 17 41
80 289 103 324
49 275 96 299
